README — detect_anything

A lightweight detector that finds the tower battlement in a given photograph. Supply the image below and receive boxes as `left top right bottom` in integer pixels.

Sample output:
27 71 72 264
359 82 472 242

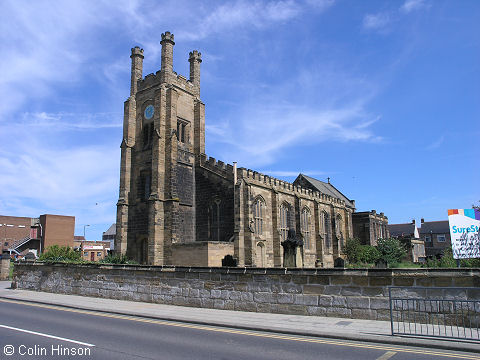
131 46 144 57
160 31 175 44
189 50 202 62
129 32 200 96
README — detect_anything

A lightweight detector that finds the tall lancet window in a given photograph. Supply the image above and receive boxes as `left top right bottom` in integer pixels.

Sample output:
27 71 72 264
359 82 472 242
208 198 221 241
280 203 290 242
253 197 264 236
301 207 310 249
321 211 331 249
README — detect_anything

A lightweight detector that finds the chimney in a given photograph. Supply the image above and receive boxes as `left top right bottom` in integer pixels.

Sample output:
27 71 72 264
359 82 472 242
188 50 202 95
421 218 424 224
130 46 144 96
412 219 416 225
160 31 175 74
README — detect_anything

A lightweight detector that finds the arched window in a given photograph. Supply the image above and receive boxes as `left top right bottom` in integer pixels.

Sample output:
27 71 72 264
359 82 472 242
335 214 342 236
253 197 264 236
280 203 291 242
301 207 310 249
208 198 221 241
321 211 330 248
336 214 344 250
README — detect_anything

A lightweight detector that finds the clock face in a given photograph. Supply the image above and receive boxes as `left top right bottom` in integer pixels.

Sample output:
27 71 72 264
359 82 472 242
144 105 154 120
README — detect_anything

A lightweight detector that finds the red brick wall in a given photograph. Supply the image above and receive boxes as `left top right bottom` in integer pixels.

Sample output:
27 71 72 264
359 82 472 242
40 215 75 250
0 215 32 251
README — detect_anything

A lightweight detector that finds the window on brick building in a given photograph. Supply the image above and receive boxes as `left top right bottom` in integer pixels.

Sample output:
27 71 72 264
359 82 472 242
301 207 310 249
280 203 290 242
253 197 264 236
425 235 432 242
437 234 446 242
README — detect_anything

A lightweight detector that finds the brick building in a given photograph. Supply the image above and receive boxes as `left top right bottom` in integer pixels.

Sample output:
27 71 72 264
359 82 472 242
116 32 362 268
79 241 110 262
0 215 32 253
419 219 451 258
1 214 75 257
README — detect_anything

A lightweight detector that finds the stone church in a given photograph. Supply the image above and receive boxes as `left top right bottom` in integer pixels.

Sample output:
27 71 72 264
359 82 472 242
115 32 356 268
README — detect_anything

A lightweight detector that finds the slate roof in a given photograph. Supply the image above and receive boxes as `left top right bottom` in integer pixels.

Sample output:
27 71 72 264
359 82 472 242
419 220 449 234
388 223 417 237
297 174 355 209
103 223 116 236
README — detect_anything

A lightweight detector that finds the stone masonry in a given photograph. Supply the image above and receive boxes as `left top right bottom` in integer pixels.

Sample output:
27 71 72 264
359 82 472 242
13 263 480 321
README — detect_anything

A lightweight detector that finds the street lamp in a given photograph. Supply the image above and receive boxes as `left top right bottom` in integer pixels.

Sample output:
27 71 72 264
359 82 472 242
83 224 90 240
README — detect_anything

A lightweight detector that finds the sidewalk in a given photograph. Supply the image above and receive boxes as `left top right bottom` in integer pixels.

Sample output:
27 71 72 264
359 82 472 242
0 281 477 353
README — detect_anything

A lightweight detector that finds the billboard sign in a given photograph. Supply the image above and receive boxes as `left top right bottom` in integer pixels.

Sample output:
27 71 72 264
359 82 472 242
447 209 480 259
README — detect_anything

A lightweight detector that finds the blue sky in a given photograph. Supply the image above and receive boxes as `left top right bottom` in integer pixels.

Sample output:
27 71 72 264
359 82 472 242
0 0 478 240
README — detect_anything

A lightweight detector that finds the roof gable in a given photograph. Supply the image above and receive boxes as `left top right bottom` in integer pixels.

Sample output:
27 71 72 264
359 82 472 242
295 174 355 208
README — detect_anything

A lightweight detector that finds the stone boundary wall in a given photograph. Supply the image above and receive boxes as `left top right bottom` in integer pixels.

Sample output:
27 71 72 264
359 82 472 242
12 263 480 321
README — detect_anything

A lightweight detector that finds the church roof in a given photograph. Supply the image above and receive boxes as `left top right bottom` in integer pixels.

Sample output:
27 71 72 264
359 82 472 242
296 174 355 209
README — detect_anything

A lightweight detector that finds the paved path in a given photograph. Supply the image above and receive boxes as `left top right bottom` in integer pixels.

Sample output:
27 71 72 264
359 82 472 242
0 281 477 354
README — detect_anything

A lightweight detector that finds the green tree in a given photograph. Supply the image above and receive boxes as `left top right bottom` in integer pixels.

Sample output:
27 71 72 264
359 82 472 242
376 238 406 266
344 238 362 263
358 245 381 264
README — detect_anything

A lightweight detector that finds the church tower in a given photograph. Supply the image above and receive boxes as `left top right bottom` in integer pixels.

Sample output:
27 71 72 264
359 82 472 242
116 32 205 265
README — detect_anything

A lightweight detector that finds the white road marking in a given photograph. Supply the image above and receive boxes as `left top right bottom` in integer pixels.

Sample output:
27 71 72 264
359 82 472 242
0 324 95 347
376 351 397 360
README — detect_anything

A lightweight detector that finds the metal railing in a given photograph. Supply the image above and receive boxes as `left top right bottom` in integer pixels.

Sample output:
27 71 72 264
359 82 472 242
388 286 480 341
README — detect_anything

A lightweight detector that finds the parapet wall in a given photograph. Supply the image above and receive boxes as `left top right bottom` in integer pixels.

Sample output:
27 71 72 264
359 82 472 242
197 154 346 206
13 263 480 321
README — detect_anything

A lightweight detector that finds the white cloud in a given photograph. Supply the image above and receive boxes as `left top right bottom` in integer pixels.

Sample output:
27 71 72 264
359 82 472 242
426 135 444 150
304 0 335 11
178 0 334 40
0 136 119 227
362 12 391 30
20 112 122 130
211 102 380 167
400 0 429 13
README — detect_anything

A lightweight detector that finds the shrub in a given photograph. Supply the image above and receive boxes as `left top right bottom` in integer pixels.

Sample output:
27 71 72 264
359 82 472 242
376 238 406 266
424 248 480 268
344 238 362 263
461 257 480 267
358 245 381 264
39 245 82 263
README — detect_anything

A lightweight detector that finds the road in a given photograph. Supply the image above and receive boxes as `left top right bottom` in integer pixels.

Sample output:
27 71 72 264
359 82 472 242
0 299 477 360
